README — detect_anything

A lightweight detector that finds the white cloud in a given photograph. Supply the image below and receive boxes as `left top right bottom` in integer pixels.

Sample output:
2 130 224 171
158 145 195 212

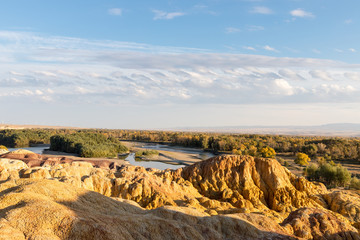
316 84 356 94
278 69 304 81
309 70 334 81
251 6 273 14
345 72 360 81
1 30 360 107
263 45 278 52
152 10 185 20
312 49 321 54
225 27 241 33
344 19 353 24
272 79 295 96
243 46 256 51
290 9 314 18
108 8 122 16
349 48 356 53
9 71 24 76
33 71 57 77
247 25 264 31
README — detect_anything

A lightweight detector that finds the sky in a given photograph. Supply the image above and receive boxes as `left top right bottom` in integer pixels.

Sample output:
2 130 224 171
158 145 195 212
1 0 360 129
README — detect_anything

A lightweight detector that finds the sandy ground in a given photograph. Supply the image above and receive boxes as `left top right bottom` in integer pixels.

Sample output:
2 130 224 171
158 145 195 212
121 141 212 166
42 142 210 167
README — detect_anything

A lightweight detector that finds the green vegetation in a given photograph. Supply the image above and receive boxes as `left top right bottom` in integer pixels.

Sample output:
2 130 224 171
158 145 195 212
112 130 360 162
1 129 360 163
135 149 160 158
350 177 360 190
304 162 352 188
295 153 311 166
50 132 128 158
0 129 71 147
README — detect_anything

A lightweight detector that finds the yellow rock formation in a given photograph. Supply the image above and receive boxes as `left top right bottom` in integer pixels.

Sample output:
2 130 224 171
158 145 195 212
0 152 359 239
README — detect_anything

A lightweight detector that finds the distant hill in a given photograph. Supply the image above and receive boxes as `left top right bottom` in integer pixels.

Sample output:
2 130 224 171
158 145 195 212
174 123 360 137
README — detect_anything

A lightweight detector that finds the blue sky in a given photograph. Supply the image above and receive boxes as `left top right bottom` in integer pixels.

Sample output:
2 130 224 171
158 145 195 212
1 0 360 128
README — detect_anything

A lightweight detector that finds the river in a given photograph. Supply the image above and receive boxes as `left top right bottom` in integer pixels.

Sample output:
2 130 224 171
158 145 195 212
5 143 211 170
7 145 50 154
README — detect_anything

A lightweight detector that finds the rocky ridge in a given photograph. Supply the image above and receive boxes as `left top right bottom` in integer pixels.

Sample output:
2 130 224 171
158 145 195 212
0 150 359 239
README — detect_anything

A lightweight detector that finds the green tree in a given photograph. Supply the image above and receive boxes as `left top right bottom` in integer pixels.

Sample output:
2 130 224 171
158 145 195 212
305 162 352 187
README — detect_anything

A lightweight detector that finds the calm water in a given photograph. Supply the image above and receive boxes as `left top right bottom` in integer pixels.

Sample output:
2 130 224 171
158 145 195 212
7 145 50 154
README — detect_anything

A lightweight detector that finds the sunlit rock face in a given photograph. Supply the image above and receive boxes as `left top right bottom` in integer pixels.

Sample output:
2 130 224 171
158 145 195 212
0 151 359 239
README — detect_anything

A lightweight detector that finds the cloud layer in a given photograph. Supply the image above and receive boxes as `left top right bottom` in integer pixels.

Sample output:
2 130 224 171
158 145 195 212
1 31 360 108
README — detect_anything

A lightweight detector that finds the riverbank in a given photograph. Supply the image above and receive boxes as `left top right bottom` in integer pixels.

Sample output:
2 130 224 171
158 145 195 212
120 141 215 166
42 149 130 166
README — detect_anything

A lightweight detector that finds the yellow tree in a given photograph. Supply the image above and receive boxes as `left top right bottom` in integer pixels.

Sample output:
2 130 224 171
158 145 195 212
295 153 311 166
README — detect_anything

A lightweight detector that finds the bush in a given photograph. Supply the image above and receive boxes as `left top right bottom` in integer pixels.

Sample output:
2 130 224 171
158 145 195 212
350 177 360 190
135 149 159 157
304 162 352 188
277 157 285 165
304 163 319 181
260 147 276 158
295 153 311 166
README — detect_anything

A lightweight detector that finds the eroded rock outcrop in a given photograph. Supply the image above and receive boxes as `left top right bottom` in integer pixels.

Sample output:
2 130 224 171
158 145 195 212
0 151 359 239
323 190 360 231
0 179 296 240
282 208 360 240
178 155 327 214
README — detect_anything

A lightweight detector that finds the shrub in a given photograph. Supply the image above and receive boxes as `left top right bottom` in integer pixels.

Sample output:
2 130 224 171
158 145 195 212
304 162 352 188
260 147 276 158
277 157 285 165
135 149 159 157
350 177 360 190
304 163 319 181
295 153 311 166
232 149 242 155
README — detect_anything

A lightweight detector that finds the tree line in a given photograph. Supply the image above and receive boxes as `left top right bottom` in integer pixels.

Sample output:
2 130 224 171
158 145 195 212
50 132 128 158
1 129 360 161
